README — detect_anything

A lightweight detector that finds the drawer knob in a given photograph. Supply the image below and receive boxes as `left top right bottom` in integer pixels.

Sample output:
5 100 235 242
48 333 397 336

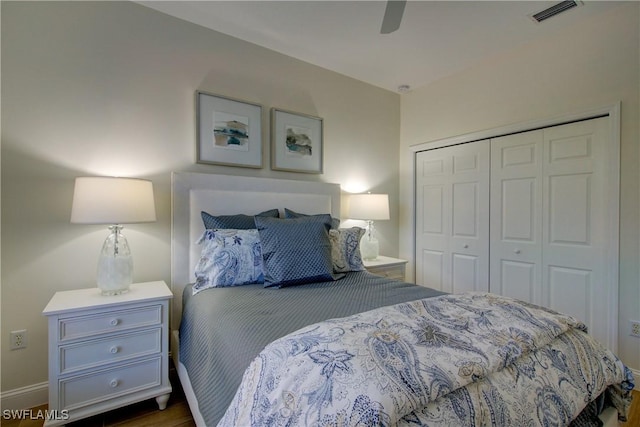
514 249 521 254
463 244 469 248
109 346 119 354
109 379 119 388
109 319 119 326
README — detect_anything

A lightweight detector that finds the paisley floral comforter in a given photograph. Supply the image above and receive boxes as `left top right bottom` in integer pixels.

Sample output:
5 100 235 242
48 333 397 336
220 293 633 426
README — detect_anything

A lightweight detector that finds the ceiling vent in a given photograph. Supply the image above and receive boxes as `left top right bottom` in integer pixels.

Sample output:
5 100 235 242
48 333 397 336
530 1 581 23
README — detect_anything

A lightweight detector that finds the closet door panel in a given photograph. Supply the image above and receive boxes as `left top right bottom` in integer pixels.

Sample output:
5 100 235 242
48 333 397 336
452 254 480 293
416 151 452 291
499 260 536 302
548 174 591 245
501 178 536 241
421 186 445 234
452 182 479 238
421 250 445 291
416 141 489 292
490 130 544 304
548 266 591 325
542 117 609 345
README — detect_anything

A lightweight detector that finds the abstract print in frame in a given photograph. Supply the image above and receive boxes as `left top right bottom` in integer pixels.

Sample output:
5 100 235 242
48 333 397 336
196 91 262 168
271 108 323 173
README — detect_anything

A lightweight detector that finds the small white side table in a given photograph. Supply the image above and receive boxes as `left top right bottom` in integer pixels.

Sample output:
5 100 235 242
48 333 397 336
42 281 173 426
363 256 408 281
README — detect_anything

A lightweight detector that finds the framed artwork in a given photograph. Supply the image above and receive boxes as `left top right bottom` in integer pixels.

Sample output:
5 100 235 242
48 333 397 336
196 91 263 168
271 108 323 174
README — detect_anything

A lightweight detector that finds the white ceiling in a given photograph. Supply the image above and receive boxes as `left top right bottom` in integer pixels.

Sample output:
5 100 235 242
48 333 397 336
139 1 621 93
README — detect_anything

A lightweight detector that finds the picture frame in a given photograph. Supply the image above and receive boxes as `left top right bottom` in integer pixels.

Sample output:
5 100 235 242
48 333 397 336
271 108 323 174
196 91 263 168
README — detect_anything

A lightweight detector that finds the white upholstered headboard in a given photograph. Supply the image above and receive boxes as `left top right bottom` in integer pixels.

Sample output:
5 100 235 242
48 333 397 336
171 172 341 329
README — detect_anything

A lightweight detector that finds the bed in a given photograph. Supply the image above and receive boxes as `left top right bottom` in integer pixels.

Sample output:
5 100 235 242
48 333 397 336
170 172 633 427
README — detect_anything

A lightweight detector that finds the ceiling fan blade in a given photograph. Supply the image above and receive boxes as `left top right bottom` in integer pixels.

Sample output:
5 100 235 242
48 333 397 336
380 0 407 34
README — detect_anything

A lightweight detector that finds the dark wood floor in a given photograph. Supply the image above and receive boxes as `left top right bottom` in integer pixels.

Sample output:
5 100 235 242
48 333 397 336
622 389 639 427
2 367 637 427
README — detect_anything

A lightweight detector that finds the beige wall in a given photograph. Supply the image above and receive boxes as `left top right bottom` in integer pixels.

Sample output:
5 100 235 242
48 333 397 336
0 1 400 393
399 2 640 371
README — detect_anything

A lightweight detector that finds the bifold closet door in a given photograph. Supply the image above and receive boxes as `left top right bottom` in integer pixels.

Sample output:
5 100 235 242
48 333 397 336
415 141 490 292
541 117 609 344
490 130 544 304
415 116 613 348
490 117 610 345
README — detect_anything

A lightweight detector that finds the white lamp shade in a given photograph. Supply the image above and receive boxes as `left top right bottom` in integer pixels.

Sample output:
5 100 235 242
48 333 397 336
349 193 390 220
71 177 157 224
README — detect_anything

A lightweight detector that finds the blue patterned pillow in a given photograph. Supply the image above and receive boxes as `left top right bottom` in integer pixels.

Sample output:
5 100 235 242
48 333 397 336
329 227 366 273
255 215 336 288
201 209 279 230
284 208 340 229
192 229 264 295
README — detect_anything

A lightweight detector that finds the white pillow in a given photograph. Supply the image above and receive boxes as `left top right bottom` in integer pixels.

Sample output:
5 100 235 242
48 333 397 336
192 229 264 295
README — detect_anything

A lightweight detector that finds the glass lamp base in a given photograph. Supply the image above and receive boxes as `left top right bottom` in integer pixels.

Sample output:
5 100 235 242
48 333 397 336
97 225 133 296
360 236 380 261
97 254 132 295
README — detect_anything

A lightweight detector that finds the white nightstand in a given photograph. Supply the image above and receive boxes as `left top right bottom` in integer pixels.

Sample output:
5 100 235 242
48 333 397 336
42 281 173 426
363 256 408 281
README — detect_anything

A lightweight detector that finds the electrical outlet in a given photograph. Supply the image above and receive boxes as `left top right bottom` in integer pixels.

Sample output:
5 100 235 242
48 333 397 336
10 330 27 350
630 320 640 338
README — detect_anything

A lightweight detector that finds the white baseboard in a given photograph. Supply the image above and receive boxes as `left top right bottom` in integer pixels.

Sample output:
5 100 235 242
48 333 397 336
0 381 48 411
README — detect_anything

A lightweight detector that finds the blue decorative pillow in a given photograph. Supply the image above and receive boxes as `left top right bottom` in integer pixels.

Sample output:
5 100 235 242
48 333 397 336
201 209 279 230
284 208 340 229
255 215 336 288
192 229 264 295
329 227 366 273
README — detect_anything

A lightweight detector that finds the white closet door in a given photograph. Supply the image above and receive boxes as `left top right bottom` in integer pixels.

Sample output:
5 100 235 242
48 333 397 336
489 117 610 346
490 130 544 304
542 117 609 344
414 115 615 349
415 141 490 292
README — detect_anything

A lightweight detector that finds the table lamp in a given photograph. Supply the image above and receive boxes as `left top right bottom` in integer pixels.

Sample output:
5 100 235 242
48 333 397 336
71 177 156 295
348 193 390 260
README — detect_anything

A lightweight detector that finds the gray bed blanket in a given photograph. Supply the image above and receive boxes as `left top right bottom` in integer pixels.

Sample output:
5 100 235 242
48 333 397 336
178 271 444 426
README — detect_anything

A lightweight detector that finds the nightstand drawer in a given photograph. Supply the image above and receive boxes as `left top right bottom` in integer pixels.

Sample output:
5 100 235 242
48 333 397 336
59 305 162 341
60 357 162 410
60 329 162 374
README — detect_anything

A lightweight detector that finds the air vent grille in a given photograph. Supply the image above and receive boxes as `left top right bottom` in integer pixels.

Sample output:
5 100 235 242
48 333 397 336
532 1 580 23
